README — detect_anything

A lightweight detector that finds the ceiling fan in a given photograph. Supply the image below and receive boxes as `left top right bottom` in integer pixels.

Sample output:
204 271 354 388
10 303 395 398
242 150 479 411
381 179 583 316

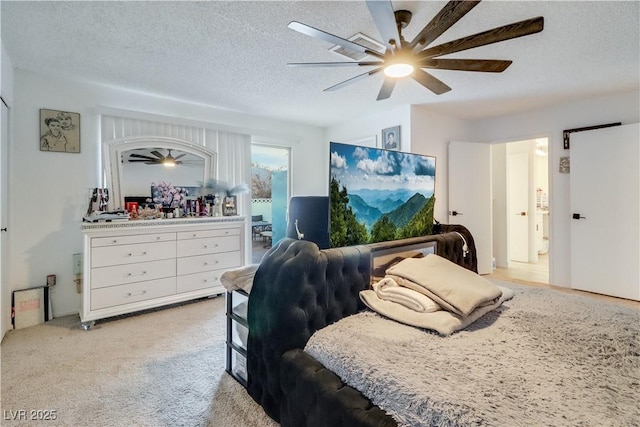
287 0 544 100
128 149 186 167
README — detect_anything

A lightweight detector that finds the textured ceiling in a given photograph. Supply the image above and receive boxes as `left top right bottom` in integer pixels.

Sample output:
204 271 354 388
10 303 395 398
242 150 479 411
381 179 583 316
2 1 639 127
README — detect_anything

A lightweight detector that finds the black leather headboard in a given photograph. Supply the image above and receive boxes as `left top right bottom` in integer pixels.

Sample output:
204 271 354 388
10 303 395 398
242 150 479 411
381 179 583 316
247 238 371 422
246 226 477 423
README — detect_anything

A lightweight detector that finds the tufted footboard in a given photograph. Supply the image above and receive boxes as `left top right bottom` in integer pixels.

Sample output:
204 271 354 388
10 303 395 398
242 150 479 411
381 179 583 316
246 226 478 425
247 238 372 422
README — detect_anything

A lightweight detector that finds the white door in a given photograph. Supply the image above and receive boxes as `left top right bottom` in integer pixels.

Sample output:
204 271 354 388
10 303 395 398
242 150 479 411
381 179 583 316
448 141 492 275
570 123 639 300
508 152 529 262
1 100 9 337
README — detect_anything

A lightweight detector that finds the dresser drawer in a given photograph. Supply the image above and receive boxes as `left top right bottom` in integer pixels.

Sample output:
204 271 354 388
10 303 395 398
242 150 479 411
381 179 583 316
92 233 175 247
92 241 176 268
90 277 176 310
176 235 240 257
91 259 176 289
176 270 225 293
177 251 242 275
177 227 241 240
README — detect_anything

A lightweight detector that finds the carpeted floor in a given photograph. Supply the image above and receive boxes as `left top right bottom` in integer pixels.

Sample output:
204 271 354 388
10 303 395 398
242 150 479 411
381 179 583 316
0 296 278 427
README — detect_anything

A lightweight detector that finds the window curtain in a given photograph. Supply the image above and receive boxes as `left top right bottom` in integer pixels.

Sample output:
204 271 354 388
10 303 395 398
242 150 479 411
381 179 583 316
205 129 252 217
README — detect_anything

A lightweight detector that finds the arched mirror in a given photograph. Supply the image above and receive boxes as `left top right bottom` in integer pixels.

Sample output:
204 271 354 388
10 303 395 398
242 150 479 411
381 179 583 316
104 136 217 210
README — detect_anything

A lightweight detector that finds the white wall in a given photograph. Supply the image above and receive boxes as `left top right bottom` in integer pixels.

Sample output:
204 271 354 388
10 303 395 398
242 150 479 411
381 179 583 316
469 90 640 287
410 107 473 222
1 42 14 104
326 104 411 151
7 70 325 318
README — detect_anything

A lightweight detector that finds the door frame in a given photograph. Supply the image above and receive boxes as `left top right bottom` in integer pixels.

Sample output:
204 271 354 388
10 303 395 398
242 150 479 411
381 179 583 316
1 97 10 339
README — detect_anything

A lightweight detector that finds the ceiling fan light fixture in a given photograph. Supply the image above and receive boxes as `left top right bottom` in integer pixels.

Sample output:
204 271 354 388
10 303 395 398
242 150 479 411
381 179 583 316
384 62 414 78
163 157 176 167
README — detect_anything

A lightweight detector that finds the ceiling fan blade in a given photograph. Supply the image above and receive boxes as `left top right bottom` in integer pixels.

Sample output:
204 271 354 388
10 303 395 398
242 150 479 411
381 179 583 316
366 0 402 50
288 21 384 59
421 58 512 72
150 150 165 159
376 78 396 100
129 153 158 161
174 154 187 160
128 159 157 163
412 69 451 95
324 67 384 92
408 1 480 51
287 61 383 67
419 16 544 59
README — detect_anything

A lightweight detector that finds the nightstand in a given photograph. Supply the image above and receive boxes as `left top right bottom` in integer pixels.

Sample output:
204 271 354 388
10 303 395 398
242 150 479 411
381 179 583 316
225 289 249 387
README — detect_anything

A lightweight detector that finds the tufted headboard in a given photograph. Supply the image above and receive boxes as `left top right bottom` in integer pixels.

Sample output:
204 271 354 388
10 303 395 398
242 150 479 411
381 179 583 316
246 226 477 423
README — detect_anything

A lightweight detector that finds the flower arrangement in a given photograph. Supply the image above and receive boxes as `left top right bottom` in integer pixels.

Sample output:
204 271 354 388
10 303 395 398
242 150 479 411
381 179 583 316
148 181 189 208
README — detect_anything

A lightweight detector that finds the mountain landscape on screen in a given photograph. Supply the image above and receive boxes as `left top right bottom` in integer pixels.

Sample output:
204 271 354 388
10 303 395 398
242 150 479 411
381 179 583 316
329 142 436 247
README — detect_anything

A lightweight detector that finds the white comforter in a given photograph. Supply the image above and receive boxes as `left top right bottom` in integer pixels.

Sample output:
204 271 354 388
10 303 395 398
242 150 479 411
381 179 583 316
306 282 640 427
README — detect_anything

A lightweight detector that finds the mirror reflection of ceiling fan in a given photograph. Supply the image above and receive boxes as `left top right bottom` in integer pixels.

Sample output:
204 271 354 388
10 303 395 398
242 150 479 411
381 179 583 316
127 149 186 167
288 0 544 100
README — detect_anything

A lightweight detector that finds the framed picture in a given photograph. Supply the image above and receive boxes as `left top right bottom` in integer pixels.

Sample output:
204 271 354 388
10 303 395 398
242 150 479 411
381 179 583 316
40 108 80 153
381 125 400 151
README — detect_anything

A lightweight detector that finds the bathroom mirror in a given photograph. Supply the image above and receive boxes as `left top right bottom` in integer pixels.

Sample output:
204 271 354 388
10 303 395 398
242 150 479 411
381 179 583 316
104 136 217 210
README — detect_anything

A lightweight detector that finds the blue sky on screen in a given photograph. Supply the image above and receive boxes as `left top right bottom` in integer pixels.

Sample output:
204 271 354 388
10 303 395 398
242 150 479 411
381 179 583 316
330 142 435 195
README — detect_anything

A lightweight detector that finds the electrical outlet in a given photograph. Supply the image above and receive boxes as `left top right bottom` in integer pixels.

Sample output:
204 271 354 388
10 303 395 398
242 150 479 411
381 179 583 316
73 253 83 275
46 274 56 287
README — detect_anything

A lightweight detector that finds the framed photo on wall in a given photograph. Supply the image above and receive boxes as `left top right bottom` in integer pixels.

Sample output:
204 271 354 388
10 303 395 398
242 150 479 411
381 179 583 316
40 108 80 153
381 125 400 151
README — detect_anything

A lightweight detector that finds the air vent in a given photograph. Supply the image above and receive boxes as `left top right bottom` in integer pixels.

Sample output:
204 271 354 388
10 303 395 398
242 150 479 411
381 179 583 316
329 32 385 61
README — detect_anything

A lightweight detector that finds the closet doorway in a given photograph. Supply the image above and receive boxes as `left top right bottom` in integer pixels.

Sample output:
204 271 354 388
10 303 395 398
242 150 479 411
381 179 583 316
250 144 290 263
492 138 549 284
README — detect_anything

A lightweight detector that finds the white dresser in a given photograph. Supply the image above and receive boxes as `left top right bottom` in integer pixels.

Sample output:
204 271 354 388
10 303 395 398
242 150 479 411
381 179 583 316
81 217 246 327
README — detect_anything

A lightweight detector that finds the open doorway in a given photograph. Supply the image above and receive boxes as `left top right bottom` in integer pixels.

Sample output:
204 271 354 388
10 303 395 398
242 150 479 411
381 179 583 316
250 144 290 264
492 138 549 284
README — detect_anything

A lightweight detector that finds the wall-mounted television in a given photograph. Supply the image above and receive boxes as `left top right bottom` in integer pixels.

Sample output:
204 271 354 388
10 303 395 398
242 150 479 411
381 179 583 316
329 142 436 248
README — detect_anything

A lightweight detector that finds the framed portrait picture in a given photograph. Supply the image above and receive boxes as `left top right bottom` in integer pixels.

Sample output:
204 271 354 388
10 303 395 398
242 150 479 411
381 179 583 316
40 108 80 153
381 125 400 151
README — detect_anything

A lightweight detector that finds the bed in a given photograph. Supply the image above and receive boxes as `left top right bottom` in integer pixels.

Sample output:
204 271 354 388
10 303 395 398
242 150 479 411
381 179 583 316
245 226 639 427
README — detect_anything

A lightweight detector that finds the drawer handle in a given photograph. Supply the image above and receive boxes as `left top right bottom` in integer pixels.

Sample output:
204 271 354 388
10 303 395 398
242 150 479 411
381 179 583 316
111 240 118 244
126 290 147 297
127 251 148 257
192 233 197 237
127 271 147 277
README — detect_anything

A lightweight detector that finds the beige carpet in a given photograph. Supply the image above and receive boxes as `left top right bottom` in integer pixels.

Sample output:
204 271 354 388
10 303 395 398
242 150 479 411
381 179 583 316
0 296 278 427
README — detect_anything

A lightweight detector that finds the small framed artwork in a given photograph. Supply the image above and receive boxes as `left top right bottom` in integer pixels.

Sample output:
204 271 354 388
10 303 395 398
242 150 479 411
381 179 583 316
40 108 80 153
222 195 238 216
381 125 400 151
